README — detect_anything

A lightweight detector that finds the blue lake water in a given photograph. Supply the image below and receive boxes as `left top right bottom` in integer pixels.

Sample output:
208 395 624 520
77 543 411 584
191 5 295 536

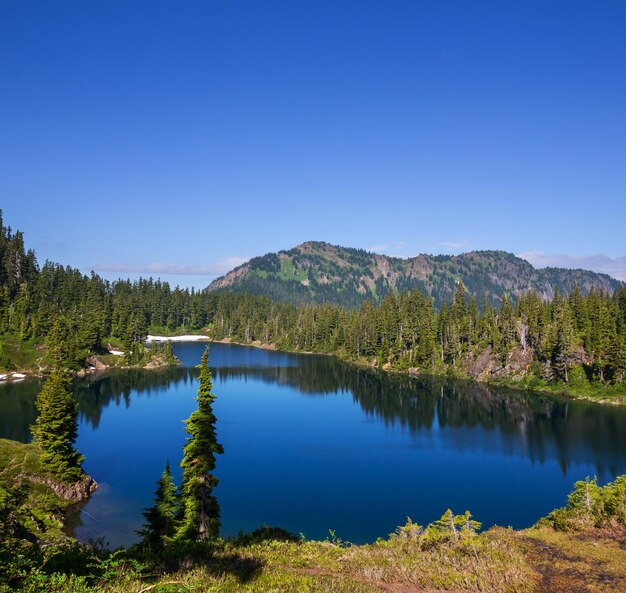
2 341 626 548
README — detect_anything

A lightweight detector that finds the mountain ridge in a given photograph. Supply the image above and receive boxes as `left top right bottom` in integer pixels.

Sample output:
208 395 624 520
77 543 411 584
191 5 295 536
206 241 622 308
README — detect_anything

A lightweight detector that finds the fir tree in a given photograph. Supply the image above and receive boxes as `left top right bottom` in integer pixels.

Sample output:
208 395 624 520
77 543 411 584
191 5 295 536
139 462 178 548
176 346 223 541
551 293 575 383
31 325 84 482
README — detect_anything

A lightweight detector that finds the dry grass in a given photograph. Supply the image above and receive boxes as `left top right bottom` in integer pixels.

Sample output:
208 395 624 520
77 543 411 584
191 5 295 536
515 526 626 593
90 531 534 593
4 522 626 592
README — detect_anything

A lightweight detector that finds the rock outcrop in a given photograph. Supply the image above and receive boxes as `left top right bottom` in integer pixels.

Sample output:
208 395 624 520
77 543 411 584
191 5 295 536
27 473 98 502
466 345 535 382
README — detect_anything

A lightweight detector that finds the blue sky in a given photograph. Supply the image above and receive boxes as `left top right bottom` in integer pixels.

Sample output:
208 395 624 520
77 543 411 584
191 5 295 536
2 1 625 287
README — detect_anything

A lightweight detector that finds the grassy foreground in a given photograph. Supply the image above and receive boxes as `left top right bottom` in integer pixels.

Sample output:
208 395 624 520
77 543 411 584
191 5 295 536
2 438 626 593
0 438 78 541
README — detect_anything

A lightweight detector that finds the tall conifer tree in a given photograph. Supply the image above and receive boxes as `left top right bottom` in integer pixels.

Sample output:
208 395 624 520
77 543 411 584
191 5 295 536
176 346 223 541
31 321 84 482
139 462 178 548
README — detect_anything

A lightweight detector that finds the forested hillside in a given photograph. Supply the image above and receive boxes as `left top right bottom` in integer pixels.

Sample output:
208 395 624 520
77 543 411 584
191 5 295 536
207 241 622 308
206 285 626 392
1 212 625 395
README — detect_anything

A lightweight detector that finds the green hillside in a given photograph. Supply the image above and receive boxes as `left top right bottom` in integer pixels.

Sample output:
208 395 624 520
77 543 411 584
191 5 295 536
207 241 622 307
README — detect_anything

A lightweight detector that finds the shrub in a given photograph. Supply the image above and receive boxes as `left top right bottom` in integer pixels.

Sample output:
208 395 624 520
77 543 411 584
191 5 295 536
539 475 626 531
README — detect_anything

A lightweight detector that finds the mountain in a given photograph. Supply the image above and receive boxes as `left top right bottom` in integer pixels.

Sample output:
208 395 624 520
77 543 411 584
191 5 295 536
206 241 622 308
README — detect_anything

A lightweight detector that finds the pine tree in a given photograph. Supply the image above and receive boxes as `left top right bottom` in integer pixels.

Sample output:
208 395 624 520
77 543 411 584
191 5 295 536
139 462 178 548
424 509 481 544
176 346 223 541
567 477 601 520
31 325 84 482
551 294 575 383
498 294 516 355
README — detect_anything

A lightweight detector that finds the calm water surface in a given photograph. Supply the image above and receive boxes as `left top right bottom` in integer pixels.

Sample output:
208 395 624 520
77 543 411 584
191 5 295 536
2 341 626 548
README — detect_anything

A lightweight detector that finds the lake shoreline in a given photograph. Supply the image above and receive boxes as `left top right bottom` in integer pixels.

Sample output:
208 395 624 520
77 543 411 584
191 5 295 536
7 331 616 406
186 335 625 406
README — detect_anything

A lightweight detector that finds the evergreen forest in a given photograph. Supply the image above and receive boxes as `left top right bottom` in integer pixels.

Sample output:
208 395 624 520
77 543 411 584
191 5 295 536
1 211 625 394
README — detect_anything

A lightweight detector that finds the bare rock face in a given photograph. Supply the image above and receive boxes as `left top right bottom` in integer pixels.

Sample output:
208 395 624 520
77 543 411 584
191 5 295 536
468 346 496 381
570 346 591 366
28 473 98 502
86 355 107 371
505 346 535 377
466 345 535 382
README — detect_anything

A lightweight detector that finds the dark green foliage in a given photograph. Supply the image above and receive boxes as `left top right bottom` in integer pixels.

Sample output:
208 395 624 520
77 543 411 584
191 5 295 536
233 525 299 545
205 285 623 390
248 253 281 273
0 486 41 587
139 463 179 548
150 340 178 365
176 347 223 541
31 333 84 482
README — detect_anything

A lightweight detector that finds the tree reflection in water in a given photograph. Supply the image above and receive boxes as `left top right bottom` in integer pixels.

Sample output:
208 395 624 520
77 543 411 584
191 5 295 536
2 352 626 480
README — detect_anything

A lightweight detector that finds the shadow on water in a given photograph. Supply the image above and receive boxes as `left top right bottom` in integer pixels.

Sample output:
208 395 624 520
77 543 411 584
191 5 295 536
0 378 40 442
213 360 626 477
3 353 626 478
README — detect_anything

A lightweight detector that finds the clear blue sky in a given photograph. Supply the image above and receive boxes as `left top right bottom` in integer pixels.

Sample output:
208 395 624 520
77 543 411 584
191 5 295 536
2 0 625 287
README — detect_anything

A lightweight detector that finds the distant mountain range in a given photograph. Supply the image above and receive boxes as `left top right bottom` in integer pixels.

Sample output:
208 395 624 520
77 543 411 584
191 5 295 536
206 241 622 308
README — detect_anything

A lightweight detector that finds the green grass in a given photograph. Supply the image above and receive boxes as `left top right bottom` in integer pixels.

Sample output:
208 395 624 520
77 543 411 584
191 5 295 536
516 526 626 593
0 438 41 479
277 258 308 282
0 439 75 542
4 528 536 593
101 336 124 349
508 366 626 403
0 336 42 372
95 353 124 366
9 516 621 593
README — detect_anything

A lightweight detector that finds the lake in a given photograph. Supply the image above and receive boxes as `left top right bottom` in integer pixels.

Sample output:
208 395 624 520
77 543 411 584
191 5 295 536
2 341 626 548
